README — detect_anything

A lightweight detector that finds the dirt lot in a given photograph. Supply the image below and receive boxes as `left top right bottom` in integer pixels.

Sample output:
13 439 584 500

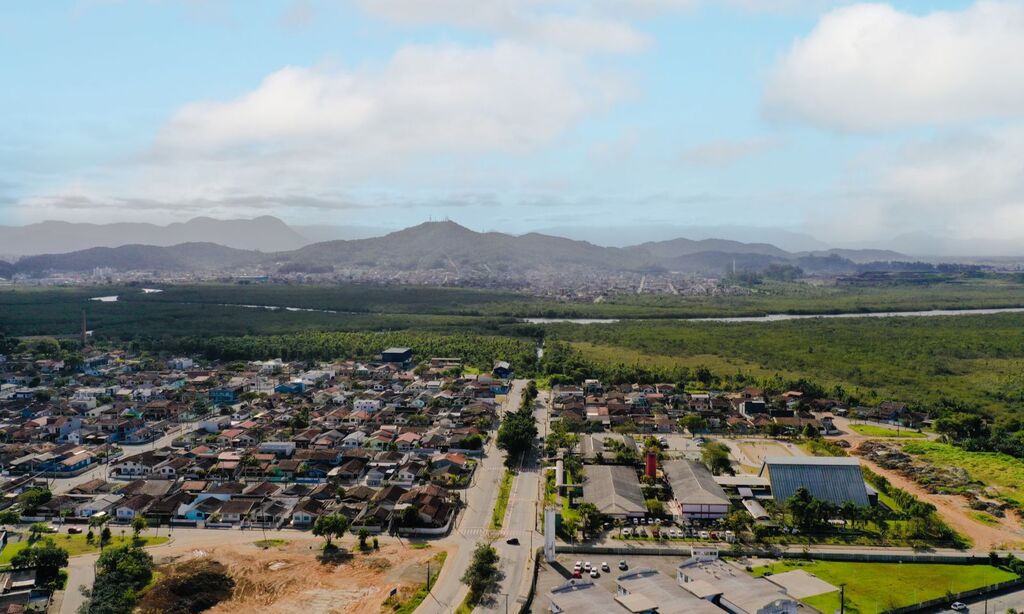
729 439 800 473
153 536 451 614
852 446 1024 550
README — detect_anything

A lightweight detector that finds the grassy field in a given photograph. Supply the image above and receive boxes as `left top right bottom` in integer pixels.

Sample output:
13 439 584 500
751 560 1016 613
490 470 515 529
546 313 1024 413
848 423 926 438
0 534 169 566
903 441 1024 507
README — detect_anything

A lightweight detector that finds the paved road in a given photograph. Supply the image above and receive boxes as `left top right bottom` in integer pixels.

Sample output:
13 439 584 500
918 585 1024 613
421 379 529 614
478 389 548 614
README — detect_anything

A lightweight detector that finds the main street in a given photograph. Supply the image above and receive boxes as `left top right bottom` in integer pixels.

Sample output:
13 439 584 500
477 386 548 614
421 379 534 614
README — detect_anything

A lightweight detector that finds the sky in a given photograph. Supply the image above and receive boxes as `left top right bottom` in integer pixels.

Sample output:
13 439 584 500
2 0 1023 249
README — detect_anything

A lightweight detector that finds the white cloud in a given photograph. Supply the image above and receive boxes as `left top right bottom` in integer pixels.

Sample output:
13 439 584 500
157 42 612 160
362 0 650 53
764 1 1024 131
680 136 780 166
15 42 618 222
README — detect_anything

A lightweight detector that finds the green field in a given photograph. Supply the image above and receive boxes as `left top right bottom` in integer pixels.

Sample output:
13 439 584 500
751 560 1016 613
903 441 1024 507
848 423 926 438
545 313 1024 413
0 534 169 567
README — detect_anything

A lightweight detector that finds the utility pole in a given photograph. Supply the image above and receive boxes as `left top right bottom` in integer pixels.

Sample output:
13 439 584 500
839 584 845 614
426 560 431 592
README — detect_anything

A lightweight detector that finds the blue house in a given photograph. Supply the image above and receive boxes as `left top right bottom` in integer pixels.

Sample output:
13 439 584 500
209 385 242 406
275 381 305 394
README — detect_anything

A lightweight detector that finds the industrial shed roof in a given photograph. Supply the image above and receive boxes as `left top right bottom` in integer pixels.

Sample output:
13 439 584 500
663 460 730 507
581 464 646 516
758 456 869 506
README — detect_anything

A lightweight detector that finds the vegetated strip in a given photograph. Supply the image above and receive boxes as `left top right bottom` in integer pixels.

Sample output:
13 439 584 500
490 470 515 530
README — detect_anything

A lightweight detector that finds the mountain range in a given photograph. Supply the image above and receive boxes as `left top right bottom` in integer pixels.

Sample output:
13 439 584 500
0 216 307 258
0 218 911 279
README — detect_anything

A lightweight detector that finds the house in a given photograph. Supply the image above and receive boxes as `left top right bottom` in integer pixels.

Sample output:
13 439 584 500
492 361 513 379
218 499 257 524
116 494 154 520
291 498 327 526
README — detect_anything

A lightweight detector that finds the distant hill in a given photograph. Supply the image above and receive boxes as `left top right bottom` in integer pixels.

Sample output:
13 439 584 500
15 243 260 275
7 219 916 278
0 216 308 255
0 260 13 280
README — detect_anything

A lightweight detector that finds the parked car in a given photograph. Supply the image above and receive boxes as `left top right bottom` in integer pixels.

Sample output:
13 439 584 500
572 569 582 578
618 560 628 570
589 569 599 579
66 527 83 534
584 562 592 572
950 603 967 612
601 562 610 572
506 537 519 545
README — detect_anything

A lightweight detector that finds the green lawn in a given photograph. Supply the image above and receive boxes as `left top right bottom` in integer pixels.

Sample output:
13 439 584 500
490 470 515 529
903 441 1024 507
0 534 169 566
751 560 1016 613
253 539 288 549
849 423 926 438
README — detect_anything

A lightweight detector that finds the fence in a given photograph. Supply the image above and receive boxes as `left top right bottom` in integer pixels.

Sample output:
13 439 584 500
555 544 998 565
883 577 1024 614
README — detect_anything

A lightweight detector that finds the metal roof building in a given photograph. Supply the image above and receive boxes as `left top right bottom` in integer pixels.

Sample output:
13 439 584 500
663 460 731 520
615 568 722 614
758 456 869 507
581 464 646 518
547 579 621 613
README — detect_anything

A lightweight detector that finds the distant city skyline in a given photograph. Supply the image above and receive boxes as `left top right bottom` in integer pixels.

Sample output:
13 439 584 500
3 0 1023 249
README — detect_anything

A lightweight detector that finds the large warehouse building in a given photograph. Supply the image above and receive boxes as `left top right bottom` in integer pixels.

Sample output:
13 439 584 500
664 459 731 521
758 456 871 507
581 464 646 518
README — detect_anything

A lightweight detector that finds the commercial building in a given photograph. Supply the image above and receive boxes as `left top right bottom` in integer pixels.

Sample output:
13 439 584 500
581 464 646 518
758 456 871 507
664 460 730 521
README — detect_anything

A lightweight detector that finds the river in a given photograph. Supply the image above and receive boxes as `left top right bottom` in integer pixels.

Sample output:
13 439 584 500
523 306 1024 325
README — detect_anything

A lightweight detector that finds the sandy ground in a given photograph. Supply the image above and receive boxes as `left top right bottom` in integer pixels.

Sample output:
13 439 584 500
152 536 452 614
852 443 1024 550
823 416 1024 550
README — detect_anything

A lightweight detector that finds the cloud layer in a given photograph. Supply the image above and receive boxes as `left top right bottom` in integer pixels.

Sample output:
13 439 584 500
765 1 1024 131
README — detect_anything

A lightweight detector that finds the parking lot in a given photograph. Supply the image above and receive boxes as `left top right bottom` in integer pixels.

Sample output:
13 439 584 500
532 551 702 612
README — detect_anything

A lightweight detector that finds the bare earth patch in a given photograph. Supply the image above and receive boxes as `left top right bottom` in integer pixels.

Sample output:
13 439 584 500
155 537 450 614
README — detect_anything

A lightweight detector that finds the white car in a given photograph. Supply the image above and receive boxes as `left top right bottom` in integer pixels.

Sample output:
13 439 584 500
601 562 610 572
950 603 968 612
584 562 592 572
589 569 599 579
622 528 631 537
574 561 582 571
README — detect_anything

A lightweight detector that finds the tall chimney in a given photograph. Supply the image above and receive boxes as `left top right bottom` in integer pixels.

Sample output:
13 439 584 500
645 451 657 479
81 310 87 348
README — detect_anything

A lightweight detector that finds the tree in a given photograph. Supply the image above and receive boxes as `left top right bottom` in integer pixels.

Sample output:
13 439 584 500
11 539 69 584
97 544 154 588
701 443 733 476
101 526 112 547
357 527 370 552
0 509 20 528
131 516 147 538
802 423 820 439
18 487 52 513
576 502 602 539
312 514 349 548
678 415 708 435
460 543 500 604
496 404 537 466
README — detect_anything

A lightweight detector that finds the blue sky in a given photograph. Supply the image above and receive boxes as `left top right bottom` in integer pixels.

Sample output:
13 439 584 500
2 0 1022 251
